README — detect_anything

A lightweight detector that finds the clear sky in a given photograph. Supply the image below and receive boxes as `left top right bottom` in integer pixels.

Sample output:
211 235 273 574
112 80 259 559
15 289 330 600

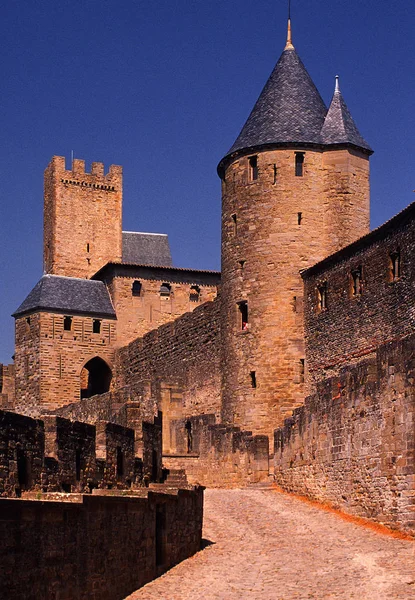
0 0 414 363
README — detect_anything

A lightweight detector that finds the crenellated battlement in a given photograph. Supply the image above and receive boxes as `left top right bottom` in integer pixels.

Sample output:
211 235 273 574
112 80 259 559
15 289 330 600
44 155 123 278
46 155 122 182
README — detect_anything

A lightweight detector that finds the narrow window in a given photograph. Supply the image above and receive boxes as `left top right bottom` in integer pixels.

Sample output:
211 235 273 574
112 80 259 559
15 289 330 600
299 359 305 384
231 214 237 236
17 449 31 488
116 447 124 478
295 152 305 177
297 212 302 225
63 316 73 331
317 283 327 311
293 296 297 313
75 449 81 481
92 319 101 334
185 420 193 453
86 243 90 253
25 317 31 331
351 267 363 296
250 371 257 388
160 283 171 297
273 164 278 184
132 280 142 296
239 260 246 269
238 301 249 330
249 156 259 181
189 285 200 302
390 250 401 281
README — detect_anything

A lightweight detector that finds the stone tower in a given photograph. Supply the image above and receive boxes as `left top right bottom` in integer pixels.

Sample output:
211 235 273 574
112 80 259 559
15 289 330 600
44 156 123 279
217 21 372 443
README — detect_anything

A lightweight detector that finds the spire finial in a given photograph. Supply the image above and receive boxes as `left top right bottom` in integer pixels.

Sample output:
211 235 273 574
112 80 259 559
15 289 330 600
285 1 294 50
335 75 340 93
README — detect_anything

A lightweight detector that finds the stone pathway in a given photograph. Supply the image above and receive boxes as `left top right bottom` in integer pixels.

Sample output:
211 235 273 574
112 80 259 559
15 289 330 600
126 489 415 600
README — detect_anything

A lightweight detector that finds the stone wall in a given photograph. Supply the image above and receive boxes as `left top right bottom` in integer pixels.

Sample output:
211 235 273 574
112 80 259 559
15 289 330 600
115 298 222 448
95 263 220 348
273 334 415 536
303 201 415 388
0 363 15 409
14 312 116 416
0 486 204 600
164 415 270 488
220 147 370 446
0 409 162 496
44 156 123 279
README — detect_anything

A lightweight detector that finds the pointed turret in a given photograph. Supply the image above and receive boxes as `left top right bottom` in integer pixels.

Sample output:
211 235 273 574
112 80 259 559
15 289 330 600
320 76 372 153
218 20 327 175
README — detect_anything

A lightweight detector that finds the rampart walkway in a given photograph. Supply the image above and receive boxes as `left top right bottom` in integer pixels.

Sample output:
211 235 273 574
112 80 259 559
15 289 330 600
127 488 415 600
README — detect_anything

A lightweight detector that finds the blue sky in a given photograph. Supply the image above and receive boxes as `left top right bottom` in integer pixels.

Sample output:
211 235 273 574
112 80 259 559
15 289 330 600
0 0 414 363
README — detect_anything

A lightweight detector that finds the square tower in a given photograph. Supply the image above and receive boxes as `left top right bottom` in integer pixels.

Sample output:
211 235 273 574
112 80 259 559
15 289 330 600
44 156 123 279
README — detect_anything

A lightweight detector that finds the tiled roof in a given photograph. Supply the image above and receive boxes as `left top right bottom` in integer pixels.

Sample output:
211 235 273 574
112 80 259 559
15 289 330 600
219 47 327 170
320 81 372 152
122 231 172 267
13 275 116 318
218 45 372 175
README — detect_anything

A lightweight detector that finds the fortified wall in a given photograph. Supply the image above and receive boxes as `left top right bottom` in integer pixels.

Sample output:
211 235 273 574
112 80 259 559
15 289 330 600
273 202 415 535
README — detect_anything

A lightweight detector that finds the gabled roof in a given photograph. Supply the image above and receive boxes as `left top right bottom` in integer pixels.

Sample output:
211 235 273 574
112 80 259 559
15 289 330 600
320 77 372 152
122 231 172 267
13 275 116 319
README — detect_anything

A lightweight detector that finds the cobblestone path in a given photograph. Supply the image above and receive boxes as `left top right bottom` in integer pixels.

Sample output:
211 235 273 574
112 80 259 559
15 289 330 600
126 489 415 600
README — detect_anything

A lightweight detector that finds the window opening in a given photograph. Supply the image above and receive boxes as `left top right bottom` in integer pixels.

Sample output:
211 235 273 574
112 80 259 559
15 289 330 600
297 212 302 225
160 283 171 297
352 267 363 296
239 260 246 269
238 301 249 330
80 357 112 398
293 296 297 312
75 449 81 481
273 164 278 184
317 283 327 311
63 316 73 331
132 280 142 296
17 449 31 488
390 250 401 281
231 214 237 236
299 359 305 384
189 285 200 302
250 371 257 388
86 243 90 253
249 156 259 181
185 420 193 453
116 447 124 479
92 319 101 334
295 152 305 177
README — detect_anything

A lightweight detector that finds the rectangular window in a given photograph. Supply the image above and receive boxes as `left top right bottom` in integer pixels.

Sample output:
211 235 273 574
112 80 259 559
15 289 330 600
299 359 305 384
238 301 249 330
231 214 237 236
351 267 363 296
93 319 101 334
250 371 257 388
295 152 305 177
273 164 278 184
297 212 302 225
249 156 259 181
63 316 73 331
390 250 401 281
317 283 327 311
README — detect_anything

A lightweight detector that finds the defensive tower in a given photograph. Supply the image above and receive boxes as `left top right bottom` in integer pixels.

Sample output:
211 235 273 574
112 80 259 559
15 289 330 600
218 20 373 443
44 156 123 279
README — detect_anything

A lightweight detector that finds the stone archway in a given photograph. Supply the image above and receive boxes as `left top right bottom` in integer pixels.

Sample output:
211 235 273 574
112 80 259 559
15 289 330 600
80 357 112 399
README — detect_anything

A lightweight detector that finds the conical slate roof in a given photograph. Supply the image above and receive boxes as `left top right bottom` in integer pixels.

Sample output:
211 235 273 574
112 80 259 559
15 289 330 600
320 78 372 152
218 25 372 175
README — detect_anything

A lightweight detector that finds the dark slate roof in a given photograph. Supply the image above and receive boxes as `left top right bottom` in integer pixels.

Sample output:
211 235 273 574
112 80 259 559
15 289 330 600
122 231 172 267
219 47 328 170
13 275 116 319
320 81 372 152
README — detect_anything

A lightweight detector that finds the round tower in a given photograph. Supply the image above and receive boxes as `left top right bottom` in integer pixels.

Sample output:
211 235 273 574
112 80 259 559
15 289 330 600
218 21 373 443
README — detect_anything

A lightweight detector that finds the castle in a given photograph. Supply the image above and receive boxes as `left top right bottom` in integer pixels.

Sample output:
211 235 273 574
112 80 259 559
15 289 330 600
0 16 414 596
